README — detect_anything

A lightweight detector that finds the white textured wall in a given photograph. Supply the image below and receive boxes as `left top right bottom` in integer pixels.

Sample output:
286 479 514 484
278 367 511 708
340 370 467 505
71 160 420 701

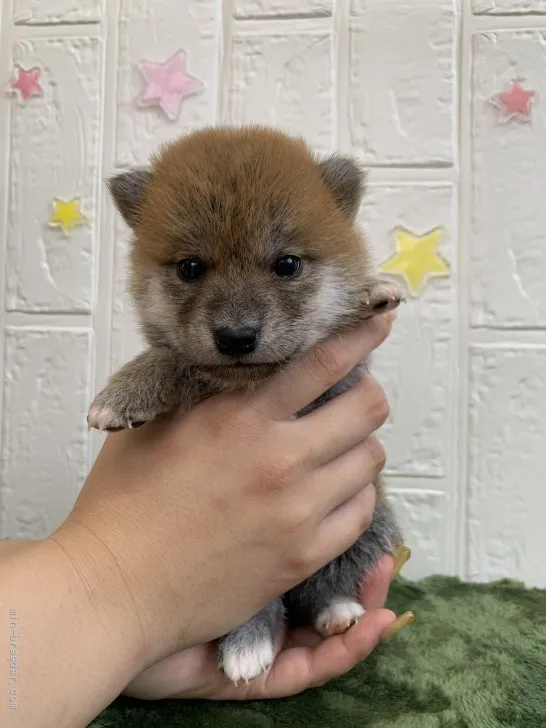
1 0 545 587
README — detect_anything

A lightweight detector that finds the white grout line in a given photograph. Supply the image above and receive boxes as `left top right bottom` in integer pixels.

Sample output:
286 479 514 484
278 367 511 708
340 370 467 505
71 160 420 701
230 15 332 35
5 312 92 327
456 0 473 581
0 0 14 537
217 0 234 124
469 328 546 344
12 21 103 39
89 2 120 466
472 13 546 30
333 0 349 153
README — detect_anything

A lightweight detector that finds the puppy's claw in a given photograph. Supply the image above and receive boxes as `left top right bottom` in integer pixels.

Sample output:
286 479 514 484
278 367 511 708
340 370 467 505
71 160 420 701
393 545 412 577
381 611 415 642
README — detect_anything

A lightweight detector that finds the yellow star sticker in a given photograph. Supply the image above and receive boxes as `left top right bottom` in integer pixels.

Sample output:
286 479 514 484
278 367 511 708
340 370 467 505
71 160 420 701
49 197 87 235
380 227 450 297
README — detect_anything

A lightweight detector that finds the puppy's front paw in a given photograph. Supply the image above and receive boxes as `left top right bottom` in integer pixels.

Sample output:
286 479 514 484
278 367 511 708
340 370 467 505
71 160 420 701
314 598 365 638
87 390 159 432
363 280 405 317
218 636 275 684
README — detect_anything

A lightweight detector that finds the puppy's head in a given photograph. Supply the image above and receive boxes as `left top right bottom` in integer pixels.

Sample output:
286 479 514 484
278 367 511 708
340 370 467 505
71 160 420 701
110 126 374 384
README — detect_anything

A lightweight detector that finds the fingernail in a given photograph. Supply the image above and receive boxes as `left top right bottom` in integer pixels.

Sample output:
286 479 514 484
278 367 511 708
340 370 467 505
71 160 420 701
381 611 415 642
385 311 397 324
392 545 412 577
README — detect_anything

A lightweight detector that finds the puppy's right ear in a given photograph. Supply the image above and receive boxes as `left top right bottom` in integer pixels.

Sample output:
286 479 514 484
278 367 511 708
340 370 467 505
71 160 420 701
107 169 152 230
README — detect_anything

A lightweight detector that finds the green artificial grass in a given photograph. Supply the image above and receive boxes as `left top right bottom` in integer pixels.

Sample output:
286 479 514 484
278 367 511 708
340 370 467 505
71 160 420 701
92 576 546 728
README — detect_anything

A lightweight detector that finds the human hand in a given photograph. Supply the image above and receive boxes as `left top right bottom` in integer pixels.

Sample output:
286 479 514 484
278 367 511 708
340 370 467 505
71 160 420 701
124 555 413 701
51 313 395 677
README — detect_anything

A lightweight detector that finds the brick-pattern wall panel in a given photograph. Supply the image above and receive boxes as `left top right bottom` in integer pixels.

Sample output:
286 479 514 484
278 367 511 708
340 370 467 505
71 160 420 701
1 328 92 539
234 0 332 17
471 31 546 328
226 25 334 153
5 36 104 313
473 0 546 13
14 0 104 24
348 0 456 165
111 218 143 374
116 0 217 168
468 346 546 587
361 184 456 477
388 490 451 580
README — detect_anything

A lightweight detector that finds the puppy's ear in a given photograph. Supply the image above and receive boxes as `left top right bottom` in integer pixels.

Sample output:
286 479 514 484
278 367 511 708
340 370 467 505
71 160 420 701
107 168 152 230
317 154 366 221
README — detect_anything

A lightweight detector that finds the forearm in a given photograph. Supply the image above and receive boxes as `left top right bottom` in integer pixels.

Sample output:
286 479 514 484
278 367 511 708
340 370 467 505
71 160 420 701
0 533 142 727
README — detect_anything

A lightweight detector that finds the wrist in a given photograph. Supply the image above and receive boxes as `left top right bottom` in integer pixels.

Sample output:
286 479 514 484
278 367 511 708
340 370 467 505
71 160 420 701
48 521 147 677
0 535 144 727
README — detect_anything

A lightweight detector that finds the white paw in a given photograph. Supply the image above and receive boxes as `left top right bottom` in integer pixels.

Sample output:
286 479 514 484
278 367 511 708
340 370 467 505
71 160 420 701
315 599 365 638
87 403 151 432
365 281 405 316
88 404 118 431
220 637 275 684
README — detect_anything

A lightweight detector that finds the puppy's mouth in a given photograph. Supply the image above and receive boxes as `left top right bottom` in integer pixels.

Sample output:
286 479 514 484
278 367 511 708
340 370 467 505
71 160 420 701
201 361 280 372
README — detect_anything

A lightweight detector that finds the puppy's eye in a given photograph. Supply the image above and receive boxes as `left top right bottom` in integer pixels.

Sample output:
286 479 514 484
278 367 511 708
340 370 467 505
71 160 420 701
273 255 302 278
177 259 205 282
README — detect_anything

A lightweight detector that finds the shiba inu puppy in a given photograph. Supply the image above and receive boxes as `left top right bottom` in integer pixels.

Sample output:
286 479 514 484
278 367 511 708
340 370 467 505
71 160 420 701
88 126 403 683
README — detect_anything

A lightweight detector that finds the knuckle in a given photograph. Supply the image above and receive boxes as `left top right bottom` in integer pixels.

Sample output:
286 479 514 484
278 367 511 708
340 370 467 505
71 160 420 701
256 462 286 493
280 503 310 535
367 313 393 345
306 341 347 386
285 544 314 580
366 384 390 429
257 450 299 493
366 436 386 473
359 496 375 532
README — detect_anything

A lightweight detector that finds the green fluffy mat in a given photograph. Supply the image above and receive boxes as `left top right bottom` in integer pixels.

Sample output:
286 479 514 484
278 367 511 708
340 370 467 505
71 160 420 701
92 576 546 727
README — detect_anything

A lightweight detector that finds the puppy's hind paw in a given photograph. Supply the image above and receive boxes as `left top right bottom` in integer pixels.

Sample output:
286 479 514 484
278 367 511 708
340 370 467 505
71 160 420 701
219 637 275 684
314 599 365 638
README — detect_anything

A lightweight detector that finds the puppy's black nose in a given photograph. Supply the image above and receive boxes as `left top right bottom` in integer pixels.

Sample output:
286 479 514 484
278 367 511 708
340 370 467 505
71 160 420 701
214 326 258 357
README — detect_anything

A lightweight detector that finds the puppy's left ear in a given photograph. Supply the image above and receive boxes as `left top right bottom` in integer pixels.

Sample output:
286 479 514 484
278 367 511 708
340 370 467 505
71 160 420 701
107 168 152 230
317 154 366 221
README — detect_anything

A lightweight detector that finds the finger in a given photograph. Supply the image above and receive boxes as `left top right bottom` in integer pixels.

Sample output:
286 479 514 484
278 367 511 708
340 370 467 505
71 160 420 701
308 436 385 517
359 555 395 610
311 484 377 569
293 375 389 466
241 609 396 699
254 314 394 421
123 643 220 700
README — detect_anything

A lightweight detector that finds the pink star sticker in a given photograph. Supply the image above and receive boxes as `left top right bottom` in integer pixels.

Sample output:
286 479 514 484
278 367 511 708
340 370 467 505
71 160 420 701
136 50 203 121
9 65 43 102
492 81 536 122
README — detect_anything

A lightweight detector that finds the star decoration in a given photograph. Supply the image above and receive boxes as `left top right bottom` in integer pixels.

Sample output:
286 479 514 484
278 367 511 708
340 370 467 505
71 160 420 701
48 198 87 235
380 227 450 297
136 50 204 121
9 64 43 102
492 81 536 122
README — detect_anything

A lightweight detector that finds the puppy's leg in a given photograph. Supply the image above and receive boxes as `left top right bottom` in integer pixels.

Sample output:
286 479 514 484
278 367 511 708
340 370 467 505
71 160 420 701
88 346 186 431
285 498 401 638
218 599 285 684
